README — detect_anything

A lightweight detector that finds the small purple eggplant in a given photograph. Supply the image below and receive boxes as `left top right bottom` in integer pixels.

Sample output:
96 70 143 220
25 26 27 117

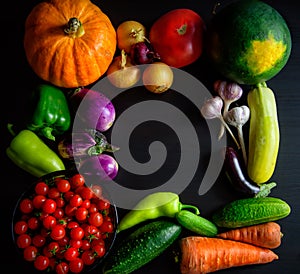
70 88 116 132
58 129 119 160
224 146 276 197
78 154 119 181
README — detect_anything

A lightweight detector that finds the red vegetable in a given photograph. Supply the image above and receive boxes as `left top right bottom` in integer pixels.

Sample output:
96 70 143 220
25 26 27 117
149 9 205 68
129 41 160 65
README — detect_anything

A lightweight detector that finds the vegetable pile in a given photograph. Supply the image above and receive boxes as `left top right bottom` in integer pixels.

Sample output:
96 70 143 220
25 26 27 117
6 0 294 273
13 172 116 273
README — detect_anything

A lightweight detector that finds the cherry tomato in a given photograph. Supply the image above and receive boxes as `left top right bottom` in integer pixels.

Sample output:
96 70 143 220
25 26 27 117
42 215 57 230
56 178 71 193
69 194 83 207
27 216 40 230
75 207 88 222
23 245 38 261
149 8 205 68
16 234 31 249
32 194 46 209
100 220 114 233
50 224 66 241
79 186 93 200
90 184 103 198
70 226 85 240
56 261 69 274
42 198 57 214
34 255 50 271
64 246 79 261
14 220 28 234
81 250 96 266
97 198 110 211
47 187 60 199
92 243 106 258
19 198 34 214
69 174 85 189
88 212 104 227
34 181 49 195
69 257 84 273
32 234 46 247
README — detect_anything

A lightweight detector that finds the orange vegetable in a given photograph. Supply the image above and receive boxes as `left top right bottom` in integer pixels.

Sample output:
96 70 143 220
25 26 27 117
180 236 278 274
217 222 282 249
24 0 116 88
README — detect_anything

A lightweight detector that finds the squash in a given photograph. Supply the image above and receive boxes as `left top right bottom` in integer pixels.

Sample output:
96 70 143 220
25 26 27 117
205 0 292 85
24 0 117 88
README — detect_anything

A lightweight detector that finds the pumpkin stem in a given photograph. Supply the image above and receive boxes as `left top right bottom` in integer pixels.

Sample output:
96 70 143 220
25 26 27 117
64 18 85 38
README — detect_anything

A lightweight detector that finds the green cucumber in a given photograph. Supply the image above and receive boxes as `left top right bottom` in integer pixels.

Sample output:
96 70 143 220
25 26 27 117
102 220 182 274
212 196 291 228
176 210 218 237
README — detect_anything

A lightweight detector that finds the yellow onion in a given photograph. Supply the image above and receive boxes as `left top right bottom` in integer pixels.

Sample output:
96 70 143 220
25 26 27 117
142 62 173 94
107 50 141 88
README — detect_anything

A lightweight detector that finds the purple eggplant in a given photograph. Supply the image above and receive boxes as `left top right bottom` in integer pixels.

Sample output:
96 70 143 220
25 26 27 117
58 129 119 160
70 88 116 132
224 146 276 197
78 154 119 181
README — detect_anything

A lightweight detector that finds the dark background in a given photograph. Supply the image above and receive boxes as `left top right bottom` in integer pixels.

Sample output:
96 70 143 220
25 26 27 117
1 0 300 273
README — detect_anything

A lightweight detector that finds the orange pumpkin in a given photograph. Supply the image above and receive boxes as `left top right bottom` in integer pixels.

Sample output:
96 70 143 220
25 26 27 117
24 0 117 88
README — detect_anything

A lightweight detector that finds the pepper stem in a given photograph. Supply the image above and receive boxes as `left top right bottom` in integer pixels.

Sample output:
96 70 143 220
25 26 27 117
180 204 200 215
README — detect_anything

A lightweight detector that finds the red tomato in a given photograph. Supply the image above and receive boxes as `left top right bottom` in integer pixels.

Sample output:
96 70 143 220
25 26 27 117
69 174 85 189
16 234 32 249
33 255 49 271
149 8 205 68
69 257 84 273
23 245 38 261
56 261 69 274
14 220 28 234
50 224 66 241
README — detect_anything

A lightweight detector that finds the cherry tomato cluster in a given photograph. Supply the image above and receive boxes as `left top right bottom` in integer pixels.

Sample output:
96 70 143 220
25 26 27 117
13 173 116 273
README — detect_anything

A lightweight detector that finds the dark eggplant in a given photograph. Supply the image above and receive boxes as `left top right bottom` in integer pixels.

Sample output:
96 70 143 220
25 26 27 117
58 129 119 160
224 146 276 197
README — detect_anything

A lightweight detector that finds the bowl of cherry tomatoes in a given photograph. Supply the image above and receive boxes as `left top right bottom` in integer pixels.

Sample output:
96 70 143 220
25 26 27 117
11 170 118 273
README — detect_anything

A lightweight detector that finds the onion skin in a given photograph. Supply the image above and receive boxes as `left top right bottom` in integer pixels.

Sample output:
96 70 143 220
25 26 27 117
78 154 119 181
70 88 116 132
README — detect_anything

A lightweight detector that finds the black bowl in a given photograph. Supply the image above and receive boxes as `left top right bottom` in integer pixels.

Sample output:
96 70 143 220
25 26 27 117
11 170 118 273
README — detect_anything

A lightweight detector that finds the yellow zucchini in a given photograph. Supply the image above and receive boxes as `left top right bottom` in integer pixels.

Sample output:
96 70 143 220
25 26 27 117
247 82 280 184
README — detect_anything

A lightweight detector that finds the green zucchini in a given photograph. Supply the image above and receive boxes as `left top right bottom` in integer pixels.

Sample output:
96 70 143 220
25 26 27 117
102 220 182 274
212 196 291 228
175 210 218 237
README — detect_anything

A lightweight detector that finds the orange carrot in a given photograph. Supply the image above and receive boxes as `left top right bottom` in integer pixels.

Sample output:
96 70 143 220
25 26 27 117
217 222 282 249
180 236 278 274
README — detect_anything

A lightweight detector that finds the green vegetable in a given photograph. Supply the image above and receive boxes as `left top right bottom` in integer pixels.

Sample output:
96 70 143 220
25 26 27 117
247 82 280 184
27 84 71 141
6 129 65 177
102 220 182 274
212 196 291 228
175 210 218 237
117 192 200 233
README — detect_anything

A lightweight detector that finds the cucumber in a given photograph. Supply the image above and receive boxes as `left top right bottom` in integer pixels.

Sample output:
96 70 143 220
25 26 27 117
176 210 218 237
102 220 182 274
212 196 291 228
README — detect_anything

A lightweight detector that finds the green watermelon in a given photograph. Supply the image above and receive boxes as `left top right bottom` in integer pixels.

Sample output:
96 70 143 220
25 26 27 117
205 0 292 85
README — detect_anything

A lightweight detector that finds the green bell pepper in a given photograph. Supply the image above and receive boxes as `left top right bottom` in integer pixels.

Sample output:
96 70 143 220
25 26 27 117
27 84 71 141
6 129 66 177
